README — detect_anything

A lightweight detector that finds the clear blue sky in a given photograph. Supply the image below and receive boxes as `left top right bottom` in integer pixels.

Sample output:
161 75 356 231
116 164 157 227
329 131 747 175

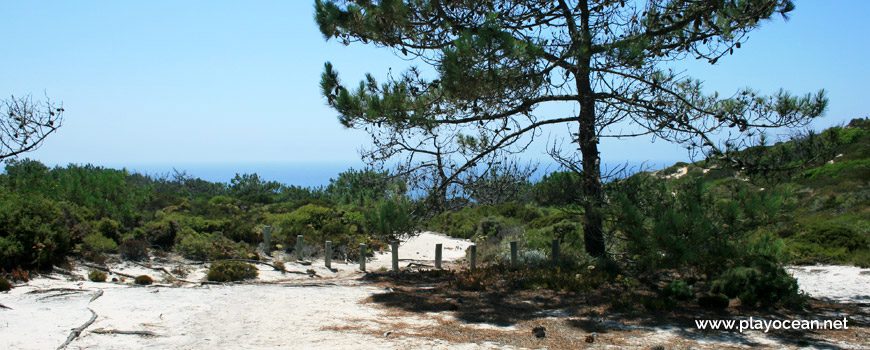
3 1 868 175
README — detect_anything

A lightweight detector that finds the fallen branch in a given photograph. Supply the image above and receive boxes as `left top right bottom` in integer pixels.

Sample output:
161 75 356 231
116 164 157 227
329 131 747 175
80 262 138 279
91 328 157 337
131 262 176 277
90 289 104 303
57 307 97 350
0 303 12 310
38 292 86 301
28 288 86 294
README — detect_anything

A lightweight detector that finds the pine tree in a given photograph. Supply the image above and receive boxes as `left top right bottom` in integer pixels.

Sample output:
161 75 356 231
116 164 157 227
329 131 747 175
314 0 827 256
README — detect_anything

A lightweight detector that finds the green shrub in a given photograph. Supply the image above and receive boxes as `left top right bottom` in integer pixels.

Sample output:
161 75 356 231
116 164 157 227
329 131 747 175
207 260 258 282
364 198 413 242
273 261 285 271
787 224 870 265
83 233 118 253
95 218 121 243
475 216 505 241
0 277 11 291
663 280 693 301
88 269 107 282
134 275 153 285
0 193 71 270
175 232 245 261
711 259 806 309
119 240 149 261
144 218 179 249
698 294 730 309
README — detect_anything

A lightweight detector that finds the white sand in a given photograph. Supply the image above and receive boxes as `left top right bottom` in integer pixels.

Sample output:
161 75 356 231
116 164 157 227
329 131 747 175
2 233 868 349
787 265 870 303
0 231 490 350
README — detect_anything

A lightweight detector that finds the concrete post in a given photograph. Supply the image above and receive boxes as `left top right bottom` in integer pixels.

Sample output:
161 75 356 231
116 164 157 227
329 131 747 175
296 235 304 261
469 245 477 271
510 241 518 268
263 225 271 256
325 240 332 269
359 243 366 272
391 241 399 273
551 238 560 265
435 243 443 269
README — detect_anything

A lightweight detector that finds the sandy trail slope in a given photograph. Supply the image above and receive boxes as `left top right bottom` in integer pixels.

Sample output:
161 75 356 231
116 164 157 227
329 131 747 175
1 231 869 349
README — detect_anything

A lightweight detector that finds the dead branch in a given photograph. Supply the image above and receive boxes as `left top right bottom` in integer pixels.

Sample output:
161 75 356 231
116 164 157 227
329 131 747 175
91 328 158 337
90 289 104 303
57 307 97 350
28 288 86 294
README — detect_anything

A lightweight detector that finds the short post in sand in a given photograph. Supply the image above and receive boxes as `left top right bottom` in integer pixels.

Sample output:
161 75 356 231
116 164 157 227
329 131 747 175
359 243 366 271
551 238 559 265
510 241 518 268
391 241 399 273
325 240 332 269
296 235 304 261
469 245 477 271
434 243 443 269
263 225 272 256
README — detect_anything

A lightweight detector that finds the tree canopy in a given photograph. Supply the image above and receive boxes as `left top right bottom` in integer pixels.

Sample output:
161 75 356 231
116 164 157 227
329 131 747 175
314 0 827 256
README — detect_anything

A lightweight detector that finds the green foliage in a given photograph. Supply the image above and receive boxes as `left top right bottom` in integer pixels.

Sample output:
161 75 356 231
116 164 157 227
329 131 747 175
119 240 149 261
228 173 283 204
698 294 730 310
134 275 153 285
95 218 121 243
273 261 285 272
207 260 258 282
786 223 870 266
711 258 806 309
364 198 413 241
610 173 784 276
82 233 118 253
0 276 11 291
802 159 870 180
88 269 107 282
0 193 70 270
663 280 693 301
533 171 583 207
326 168 404 206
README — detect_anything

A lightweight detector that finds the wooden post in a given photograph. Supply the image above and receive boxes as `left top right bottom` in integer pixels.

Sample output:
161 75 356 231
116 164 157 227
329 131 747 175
391 241 399 273
551 238 559 265
469 245 477 271
296 235 304 261
510 241 518 268
434 243 443 269
263 225 271 256
359 243 366 272
325 240 332 269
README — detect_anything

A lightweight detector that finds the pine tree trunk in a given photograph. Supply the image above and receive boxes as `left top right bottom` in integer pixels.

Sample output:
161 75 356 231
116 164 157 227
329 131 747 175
576 57 606 256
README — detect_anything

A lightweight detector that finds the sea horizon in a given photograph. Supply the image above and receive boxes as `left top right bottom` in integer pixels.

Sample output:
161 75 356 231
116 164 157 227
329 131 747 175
5 159 684 189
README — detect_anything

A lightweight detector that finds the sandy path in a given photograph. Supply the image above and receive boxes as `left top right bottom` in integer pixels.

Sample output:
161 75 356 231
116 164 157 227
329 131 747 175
2 232 869 349
0 232 491 350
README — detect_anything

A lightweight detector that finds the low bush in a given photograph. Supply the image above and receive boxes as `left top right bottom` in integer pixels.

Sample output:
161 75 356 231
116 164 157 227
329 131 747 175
207 260 258 282
88 269 107 282
711 259 806 309
134 275 153 285
119 240 149 261
0 193 71 270
0 277 11 291
83 233 118 253
663 280 693 301
698 294 730 309
273 261 285 271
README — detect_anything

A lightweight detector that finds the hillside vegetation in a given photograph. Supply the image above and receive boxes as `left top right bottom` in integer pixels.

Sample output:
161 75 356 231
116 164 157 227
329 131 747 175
1 118 867 309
